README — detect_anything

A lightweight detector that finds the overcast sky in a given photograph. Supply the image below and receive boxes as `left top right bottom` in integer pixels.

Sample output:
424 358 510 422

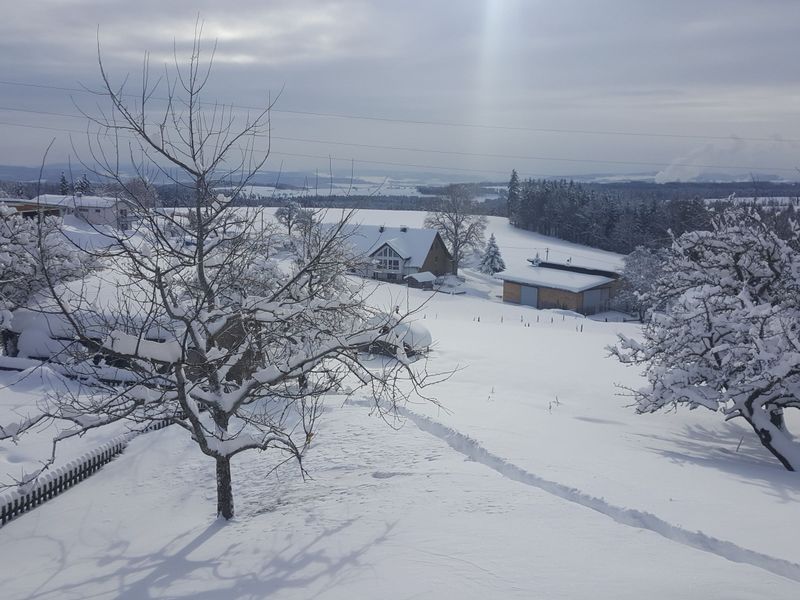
1 0 800 182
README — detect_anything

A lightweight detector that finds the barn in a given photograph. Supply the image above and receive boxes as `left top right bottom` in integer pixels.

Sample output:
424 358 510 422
499 261 620 316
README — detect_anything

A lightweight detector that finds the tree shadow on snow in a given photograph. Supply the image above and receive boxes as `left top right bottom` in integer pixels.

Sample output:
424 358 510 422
26 518 396 600
641 423 800 504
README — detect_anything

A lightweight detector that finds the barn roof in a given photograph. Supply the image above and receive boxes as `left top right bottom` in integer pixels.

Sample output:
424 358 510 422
0 198 35 205
499 266 614 293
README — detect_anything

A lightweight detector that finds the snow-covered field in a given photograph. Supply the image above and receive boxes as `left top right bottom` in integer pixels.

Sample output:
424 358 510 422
0 210 797 599
291 207 625 273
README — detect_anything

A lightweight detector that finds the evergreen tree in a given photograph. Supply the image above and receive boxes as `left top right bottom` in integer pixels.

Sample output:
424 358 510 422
479 233 506 274
510 178 711 254
59 172 71 196
75 174 93 195
506 169 520 225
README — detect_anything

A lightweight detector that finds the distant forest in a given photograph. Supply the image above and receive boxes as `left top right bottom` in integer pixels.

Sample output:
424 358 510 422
507 175 711 253
507 173 800 254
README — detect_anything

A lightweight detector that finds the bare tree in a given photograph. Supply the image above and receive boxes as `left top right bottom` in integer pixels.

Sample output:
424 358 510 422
274 201 303 237
1 26 440 519
424 184 487 275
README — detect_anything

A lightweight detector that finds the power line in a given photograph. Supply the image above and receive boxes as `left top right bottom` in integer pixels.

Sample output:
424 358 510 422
0 119 515 177
0 78 797 145
0 108 798 174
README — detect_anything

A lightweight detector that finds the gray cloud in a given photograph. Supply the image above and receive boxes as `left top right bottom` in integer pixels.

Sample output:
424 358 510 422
1 0 800 180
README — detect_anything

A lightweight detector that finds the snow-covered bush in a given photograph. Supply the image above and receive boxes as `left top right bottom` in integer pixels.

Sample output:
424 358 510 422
612 208 800 471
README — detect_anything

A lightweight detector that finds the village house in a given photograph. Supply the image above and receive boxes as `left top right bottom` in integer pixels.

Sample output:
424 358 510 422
33 194 135 230
345 224 453 282
499 259 620 316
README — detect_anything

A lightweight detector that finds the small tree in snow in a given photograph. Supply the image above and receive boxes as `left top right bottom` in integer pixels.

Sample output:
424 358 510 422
479 233 505 275
274 201 303 237
611 208 800 471
0 31 439 519
424 184 487 275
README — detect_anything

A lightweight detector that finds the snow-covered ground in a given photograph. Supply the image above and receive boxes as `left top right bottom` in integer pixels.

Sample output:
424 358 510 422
0 211 797 598
0 368 134 484
1 404 797 599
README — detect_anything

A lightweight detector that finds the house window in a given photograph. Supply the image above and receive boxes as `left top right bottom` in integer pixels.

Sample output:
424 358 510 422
377 258 400 271
95 209 101 213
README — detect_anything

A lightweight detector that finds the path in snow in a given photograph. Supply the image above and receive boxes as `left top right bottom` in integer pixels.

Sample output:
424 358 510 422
355 399 800 584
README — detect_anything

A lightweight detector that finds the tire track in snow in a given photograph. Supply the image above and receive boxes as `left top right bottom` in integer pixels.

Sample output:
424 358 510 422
349 399 800 584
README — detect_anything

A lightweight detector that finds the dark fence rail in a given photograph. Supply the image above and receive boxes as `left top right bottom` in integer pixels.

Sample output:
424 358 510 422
0 419 172 527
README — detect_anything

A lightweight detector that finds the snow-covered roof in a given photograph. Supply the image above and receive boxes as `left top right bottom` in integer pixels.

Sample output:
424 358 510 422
405 271 437 283
35 194 122 209
343 225 442 268
499 266 615 293
0 197 36 205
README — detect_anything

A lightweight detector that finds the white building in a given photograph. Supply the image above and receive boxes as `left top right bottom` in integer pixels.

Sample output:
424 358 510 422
33 194 135 230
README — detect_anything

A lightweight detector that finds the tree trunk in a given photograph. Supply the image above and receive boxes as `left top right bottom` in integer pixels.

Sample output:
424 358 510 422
215 455 235 519
768 406 785 431
743 407 796 472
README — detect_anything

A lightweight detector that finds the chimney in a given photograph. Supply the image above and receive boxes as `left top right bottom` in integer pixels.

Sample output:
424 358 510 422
400 226 408 232
379 225 385 233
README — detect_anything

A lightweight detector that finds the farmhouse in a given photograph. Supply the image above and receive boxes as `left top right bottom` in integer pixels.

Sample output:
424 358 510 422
345 225 453 282
499 260 620 315
33 194 135 230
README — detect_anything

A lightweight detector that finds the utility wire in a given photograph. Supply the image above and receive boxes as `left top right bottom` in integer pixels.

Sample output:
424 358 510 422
0 78 797 144
0 108 797 174
0 119 515 177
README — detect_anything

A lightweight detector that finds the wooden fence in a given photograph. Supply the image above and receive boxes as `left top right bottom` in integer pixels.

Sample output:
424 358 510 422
0 419 172 528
